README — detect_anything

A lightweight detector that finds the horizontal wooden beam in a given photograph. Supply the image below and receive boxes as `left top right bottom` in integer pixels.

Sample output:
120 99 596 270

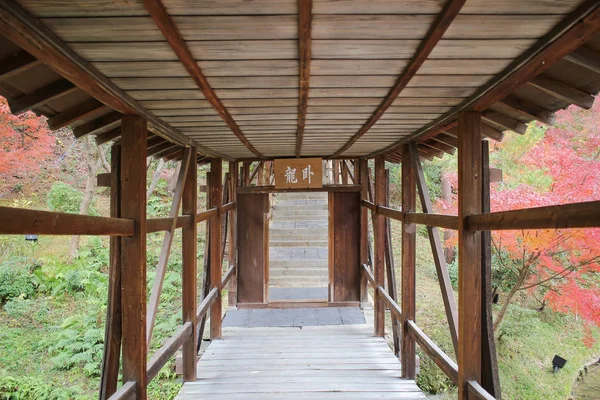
97 173 111 188
527 76 595 110
74 111 121 138
498 95 555 126
0 206 134 236
221 265 235 288
221 202 235 214
146 322 192 383
361 199 376 213
47 98 107 130
406 320 459 385
377 205 404 222
237 185 361 194
361 263 375 288
146 215 193 234
466 200 600 231
378 286 403 320
405 212 459 230
0 50 40 80
467 381 496 400
563 45 600 74
482 111 527 135
107 382 136 400
8 79 76 115
95 128 121 146
196 208 218 224
196 287 218 321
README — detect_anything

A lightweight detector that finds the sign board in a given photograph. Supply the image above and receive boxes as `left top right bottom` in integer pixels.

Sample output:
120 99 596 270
273 158 323 189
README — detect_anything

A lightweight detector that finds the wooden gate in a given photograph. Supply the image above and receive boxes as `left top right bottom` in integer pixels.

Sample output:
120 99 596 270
237 193 269 304
329 191 361 302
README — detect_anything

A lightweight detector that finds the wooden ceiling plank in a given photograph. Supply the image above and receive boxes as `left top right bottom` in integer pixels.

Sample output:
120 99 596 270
74 111 122 138
563 45 600 74
148 141 177 157
421 140 455 155
8 79 77 115
142 0 263 157
0 0 226 158
375 1 600 157
47 98 108 130
497 94 555 126
95 128 121 145
0 50 40 80
330 0 466 156
154 146 182 160
482 111 528 134
527 76 595 109
295 0 312 157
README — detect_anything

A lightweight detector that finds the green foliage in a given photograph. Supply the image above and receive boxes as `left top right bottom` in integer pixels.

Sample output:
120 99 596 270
422 160 444 201
0 376 86 400
46 182 83 214
147 180 170 216
0 257 37 304
416 355 454 394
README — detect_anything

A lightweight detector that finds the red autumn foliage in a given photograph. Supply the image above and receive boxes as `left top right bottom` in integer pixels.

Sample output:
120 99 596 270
0 97 55 189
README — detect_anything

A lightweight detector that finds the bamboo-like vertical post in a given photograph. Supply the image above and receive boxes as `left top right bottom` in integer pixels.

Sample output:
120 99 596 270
359 159 369 305
374 155 386 337
210 158 223 339
181 147 197 382
401 144 416 379
120 115 147 399
228 161 238 307
99 144 122 399
457 111 483 399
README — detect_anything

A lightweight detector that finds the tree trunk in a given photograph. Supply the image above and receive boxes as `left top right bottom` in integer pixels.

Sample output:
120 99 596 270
441 173 456 264
167 162 180 195
493 264 530 330
69 137 100 259
146 159 166 199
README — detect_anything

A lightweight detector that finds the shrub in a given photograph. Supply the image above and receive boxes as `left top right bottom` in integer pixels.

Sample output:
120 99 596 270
47 182 83 214
0 258 37 304
0 375 85 400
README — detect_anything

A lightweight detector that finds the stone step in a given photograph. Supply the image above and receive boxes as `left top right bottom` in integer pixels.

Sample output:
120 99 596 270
272 208 328 215
269 259 328 268
270 267 328 277
274 193 327 200
270 233 328 241
270 240 329 247
272 214 328 221
269 277 329 287
274 199 328 206
270 227 327 236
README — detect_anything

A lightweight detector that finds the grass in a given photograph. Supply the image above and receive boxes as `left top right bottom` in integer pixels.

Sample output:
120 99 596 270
384 219 600 399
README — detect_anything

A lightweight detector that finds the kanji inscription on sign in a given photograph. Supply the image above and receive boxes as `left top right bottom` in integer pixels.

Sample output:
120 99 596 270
273 158 323 189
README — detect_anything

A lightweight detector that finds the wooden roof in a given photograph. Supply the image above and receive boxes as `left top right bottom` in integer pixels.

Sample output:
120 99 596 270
1 0 599 163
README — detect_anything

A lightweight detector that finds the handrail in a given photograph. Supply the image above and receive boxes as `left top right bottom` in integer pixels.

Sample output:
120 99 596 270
146 215 193 233
107 381 136 400
221 201 235 214
377 286 402 320
195 207 218 224
378 205 404 222
361 199 376 212
196 287 219 321
361 264 375 288
406 320 458 385
405 212 459 230
147 322 193 383
0 206 134 236
221 264 236 288
467 381 496 400
466 200 600 231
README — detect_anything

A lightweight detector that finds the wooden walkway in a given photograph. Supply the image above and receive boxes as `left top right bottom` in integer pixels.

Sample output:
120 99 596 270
176 322 426 400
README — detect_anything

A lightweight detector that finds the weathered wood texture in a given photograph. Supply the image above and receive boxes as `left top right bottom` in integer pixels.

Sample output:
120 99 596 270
384 170 401 357
358 159 369 304
401 145 417 379
457 111 483 399
329 192 361 302
210 159 223 339
373 155 385 337
237 193 269 304
119 115 148 399
228 161 239 307
295 0 312 156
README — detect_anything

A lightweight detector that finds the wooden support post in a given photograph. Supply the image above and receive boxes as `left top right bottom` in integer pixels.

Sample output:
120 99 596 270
341 160 349 185
228 161 238 307
481 140 501 397
359 159 369 304
197 171 212 351
384 169 401 357
99 144 122 399
242 162 250 186
210 158 223 339
457 111 483 399
120 115 147 399
374 155 386 337
401 144 416 379
181 147 197 382
257 161 264 186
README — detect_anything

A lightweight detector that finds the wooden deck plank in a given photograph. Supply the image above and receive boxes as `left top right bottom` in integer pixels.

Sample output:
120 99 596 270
176 321 425 399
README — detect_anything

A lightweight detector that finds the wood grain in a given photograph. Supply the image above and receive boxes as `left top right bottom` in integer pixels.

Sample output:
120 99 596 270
296 0 312 156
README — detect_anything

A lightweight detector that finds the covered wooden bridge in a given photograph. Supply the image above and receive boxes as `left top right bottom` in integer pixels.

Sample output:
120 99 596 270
1 0 600 399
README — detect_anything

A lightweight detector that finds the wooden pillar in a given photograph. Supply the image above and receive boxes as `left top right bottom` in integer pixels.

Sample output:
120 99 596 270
228 161 238 307
341 160 349 185
457 111 483 398
257 161 264 186
210 158 223 339
333 160 340 184
182 147 197 382
120 115 147 398
374 155 385 337
401 144 416 379
242 162 250 186
358 159 369 304
99 144 122 399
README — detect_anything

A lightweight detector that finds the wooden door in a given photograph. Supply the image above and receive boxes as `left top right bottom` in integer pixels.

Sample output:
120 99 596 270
237 193 269 304
329 191 361 302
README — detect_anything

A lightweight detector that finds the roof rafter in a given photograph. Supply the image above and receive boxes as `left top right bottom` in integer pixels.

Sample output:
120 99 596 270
142 0 263 158
375 0 600 157
0 0 223 158
330 0 467 157
295 0 312 157
0 50 40 80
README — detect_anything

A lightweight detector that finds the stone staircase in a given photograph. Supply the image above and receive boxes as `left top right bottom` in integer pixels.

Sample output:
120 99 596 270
269 192 329 290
